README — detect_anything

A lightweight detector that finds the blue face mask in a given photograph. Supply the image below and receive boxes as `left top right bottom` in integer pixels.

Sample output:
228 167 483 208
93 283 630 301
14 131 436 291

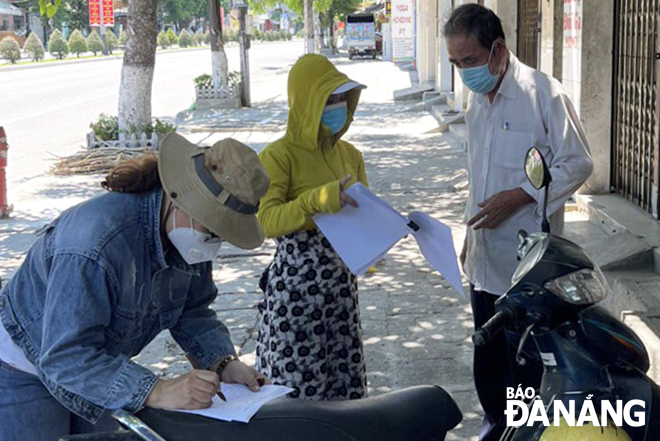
321 101 348 135
457 45 502 94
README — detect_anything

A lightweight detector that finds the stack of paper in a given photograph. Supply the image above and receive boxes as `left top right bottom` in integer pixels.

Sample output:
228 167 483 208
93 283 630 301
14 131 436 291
314 183 464 298
314 184 411 275
174 383 293 423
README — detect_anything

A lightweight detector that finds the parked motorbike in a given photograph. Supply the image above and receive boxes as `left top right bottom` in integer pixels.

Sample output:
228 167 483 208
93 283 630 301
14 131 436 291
473 147 660 441
63 374 461 441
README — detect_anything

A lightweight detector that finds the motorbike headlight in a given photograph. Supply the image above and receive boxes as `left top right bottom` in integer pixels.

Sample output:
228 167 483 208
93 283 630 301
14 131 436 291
544 268 609 305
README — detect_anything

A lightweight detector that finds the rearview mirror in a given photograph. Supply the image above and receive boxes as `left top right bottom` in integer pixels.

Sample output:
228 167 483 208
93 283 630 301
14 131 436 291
524 147 551 190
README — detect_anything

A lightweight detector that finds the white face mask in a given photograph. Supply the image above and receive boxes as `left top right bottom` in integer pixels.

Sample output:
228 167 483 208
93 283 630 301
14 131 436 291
167 210 223 265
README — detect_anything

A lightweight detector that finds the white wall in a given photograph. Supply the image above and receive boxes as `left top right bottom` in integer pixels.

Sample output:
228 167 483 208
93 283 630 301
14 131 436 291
449 0 480 110
436 0 453 93
434 0 520 110
416 0 438 84
576 0 614 194
383 22 393 61
491 0 518 56
540 0 554 77
562 0 582 112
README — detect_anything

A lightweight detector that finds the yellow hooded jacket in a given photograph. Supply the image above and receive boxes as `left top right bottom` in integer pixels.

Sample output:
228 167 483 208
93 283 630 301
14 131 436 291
257 55 368 238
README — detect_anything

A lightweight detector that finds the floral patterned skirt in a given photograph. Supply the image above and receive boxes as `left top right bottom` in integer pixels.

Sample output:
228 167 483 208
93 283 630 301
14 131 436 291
255 229 367 401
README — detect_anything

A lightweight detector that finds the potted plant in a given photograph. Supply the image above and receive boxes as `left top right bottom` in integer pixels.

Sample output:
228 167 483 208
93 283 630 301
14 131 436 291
193 72 241 109
87 114 177 149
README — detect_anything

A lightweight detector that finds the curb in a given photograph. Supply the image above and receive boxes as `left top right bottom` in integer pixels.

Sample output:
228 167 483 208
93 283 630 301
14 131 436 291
0 46 206 72
622 313 660 384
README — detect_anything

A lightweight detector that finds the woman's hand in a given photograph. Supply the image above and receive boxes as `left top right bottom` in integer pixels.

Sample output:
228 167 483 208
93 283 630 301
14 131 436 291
339 175 359 209
222 361 271 392
145 369 220 410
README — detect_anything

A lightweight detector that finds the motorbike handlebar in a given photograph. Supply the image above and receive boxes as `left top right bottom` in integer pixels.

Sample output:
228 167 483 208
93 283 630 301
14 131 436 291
473 310 510 346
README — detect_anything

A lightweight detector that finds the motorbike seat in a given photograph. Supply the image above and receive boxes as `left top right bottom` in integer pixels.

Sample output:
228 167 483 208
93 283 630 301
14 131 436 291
136 385 462 441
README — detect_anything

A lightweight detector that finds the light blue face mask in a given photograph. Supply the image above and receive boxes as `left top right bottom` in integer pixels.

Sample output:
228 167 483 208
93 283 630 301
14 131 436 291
321 101 348 135
457 44 501 94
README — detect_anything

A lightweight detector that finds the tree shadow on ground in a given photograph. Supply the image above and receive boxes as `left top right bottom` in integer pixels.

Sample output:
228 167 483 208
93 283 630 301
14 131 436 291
0 175 104 279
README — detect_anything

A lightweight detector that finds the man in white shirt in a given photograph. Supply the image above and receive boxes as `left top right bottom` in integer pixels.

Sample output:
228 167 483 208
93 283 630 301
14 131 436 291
444 4 593 440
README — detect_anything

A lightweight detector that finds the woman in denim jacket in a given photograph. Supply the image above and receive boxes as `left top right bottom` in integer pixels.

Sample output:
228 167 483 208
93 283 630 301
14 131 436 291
0 134 271 440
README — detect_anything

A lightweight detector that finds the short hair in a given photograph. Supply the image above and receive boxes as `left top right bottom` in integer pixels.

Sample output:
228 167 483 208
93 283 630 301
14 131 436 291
443 4 505 50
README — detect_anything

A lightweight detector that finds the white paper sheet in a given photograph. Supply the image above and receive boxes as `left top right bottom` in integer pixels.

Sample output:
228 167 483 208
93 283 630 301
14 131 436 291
314 184 464 299
173 383 293 423
314 183 411 275
408 212 465 298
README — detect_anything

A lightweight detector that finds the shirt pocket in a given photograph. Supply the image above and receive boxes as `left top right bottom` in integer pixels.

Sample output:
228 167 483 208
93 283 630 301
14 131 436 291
492 129 536 170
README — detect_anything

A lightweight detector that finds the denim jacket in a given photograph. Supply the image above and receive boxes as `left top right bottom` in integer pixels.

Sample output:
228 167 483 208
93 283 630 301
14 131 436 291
0 188 237 423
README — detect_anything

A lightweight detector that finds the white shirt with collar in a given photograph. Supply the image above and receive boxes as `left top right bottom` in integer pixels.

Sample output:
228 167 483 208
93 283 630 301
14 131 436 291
464 53 593 296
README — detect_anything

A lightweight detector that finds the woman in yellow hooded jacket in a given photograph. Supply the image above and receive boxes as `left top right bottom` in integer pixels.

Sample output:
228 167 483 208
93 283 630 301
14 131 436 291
255 55 368 400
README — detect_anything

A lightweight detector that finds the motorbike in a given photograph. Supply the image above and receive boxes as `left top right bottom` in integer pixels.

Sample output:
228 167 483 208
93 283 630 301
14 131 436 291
61 385 462 441
472 147 660 441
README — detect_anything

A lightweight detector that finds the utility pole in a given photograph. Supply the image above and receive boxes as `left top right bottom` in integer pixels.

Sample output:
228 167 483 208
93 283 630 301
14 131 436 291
303 0 314 54
237 4 251 107
99 1 108 55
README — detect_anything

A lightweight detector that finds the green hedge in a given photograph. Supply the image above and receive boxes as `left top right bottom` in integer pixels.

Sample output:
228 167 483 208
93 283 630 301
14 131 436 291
178 29 194 48
87 30 105 56
105 31 118 54
48 29 69 60
166 28 178 46
157 31 170 49
23 32 45 61
68 29 88 58
0 36 21 64
2 25 295 66
251 29 292 42
119 30 127 48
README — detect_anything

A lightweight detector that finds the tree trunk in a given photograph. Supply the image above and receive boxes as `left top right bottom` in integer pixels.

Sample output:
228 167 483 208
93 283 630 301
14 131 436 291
313 7 321 53
44 19 50 46
208 0 228 89
303 0 314 54
318 13 327 49
330 17 336 53
118 0 158 135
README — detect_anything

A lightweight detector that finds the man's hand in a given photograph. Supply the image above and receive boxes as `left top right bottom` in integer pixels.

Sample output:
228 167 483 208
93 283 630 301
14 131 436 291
145 369 220 410
468 188 534 230
339 175 359 208
222 361 271 392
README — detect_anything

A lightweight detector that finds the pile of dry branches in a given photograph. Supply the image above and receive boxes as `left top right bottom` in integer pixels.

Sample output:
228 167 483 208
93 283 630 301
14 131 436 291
50 147 155 176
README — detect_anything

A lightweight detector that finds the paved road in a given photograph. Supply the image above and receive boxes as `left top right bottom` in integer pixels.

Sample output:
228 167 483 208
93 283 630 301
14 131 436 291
0 41 303 191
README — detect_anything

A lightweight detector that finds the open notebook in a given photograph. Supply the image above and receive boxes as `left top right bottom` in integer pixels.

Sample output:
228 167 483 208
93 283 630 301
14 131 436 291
173 383 293 423
314 183 464 297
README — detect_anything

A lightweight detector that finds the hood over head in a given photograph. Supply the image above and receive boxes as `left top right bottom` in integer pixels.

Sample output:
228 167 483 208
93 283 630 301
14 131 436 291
285 54 365 150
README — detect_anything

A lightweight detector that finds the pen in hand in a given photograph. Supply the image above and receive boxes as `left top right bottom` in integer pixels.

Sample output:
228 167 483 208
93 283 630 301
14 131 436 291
184 354 227 403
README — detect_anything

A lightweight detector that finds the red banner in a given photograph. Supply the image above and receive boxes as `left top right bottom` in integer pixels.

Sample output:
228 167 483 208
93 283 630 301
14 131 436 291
89 0 101 26
102 0 114 26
